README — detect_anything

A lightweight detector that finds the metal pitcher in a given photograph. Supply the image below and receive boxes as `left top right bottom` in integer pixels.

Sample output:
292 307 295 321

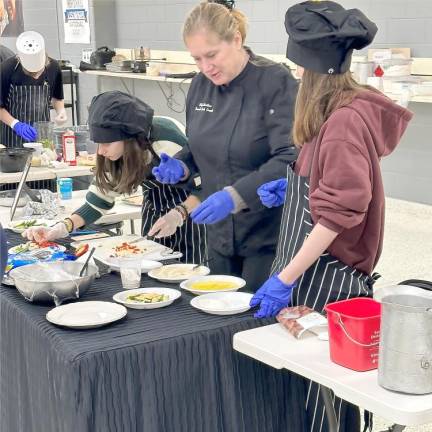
374 280 432 394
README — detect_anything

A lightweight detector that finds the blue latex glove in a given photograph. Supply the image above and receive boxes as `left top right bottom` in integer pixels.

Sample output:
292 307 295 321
191 190 234 224
13 122 37 142
257 178 288 208
151 153 185 184
250 274 296 318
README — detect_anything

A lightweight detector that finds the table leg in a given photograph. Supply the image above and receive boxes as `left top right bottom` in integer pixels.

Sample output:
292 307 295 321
320 385 338 432
130 219 135 235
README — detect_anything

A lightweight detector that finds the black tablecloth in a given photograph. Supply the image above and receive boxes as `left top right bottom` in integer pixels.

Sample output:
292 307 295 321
0 232 307 432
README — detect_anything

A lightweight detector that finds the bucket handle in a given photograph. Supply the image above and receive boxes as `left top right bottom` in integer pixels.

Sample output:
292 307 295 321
335 313 380 347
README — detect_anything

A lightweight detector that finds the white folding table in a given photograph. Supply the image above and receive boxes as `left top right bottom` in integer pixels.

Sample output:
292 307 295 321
233 323 432 432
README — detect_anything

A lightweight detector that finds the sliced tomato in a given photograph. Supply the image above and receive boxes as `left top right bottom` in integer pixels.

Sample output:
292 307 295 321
74 243 89 258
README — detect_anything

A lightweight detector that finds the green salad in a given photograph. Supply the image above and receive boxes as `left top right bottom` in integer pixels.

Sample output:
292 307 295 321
126 293 169 303
12 220 46 229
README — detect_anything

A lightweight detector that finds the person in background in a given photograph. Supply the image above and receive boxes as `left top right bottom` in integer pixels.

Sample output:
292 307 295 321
251 2 413 431
151 1 298 291
23 91 207 264
1 0 24 37
0 31 67 147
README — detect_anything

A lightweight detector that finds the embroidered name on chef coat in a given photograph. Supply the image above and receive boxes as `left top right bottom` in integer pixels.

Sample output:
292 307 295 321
195 102 214 113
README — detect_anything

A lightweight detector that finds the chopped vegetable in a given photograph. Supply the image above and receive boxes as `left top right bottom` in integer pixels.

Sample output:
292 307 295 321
12 220 47 229
126 292 169 303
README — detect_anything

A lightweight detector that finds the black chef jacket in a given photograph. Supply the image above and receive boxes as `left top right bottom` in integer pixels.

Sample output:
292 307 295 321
177 49 298 257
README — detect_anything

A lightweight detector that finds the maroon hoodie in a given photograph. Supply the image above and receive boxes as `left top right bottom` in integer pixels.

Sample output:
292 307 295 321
295 91 413 274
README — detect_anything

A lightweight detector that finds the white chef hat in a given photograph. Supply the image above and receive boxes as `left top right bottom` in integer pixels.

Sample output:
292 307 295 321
16 31 46 73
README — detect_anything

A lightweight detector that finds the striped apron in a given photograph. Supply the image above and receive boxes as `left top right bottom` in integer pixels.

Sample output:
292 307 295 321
271 162 375 432
141 180 207 264
0 63 54 191
0 63 51 148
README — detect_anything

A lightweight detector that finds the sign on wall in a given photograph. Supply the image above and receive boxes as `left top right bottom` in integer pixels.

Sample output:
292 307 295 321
0 0 24 37
62 0 90 44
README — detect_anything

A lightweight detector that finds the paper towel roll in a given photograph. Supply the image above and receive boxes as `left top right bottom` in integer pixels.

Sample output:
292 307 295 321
16 31 46 73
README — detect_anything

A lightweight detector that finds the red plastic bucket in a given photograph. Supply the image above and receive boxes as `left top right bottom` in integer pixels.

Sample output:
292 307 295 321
325 298 381 371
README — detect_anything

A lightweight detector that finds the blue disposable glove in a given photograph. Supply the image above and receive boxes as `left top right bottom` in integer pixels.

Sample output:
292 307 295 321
257 178 287 208
191 190 234 224
250 274 296 318
13 122 37 142
151 153 185 184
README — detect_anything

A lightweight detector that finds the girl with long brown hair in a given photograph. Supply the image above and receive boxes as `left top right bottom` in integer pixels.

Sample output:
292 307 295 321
251 2 413 431
23 91 207 263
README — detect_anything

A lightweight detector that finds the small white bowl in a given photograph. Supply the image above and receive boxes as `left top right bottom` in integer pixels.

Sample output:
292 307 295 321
113 287 181 309
180 275 246 295
148 263 210 283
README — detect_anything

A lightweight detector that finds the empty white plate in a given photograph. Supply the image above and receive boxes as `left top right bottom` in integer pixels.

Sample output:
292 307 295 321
113 287 181 309
46 301 127 329
190 292 254 315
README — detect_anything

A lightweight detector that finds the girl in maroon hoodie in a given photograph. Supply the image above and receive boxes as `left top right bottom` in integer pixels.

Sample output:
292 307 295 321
250 2 413 432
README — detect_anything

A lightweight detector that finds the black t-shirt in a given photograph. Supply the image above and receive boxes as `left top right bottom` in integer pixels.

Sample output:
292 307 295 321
0 57 64 108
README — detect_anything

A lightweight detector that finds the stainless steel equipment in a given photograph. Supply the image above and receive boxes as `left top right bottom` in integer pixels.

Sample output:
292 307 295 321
9 261 98 304
375 280 432 394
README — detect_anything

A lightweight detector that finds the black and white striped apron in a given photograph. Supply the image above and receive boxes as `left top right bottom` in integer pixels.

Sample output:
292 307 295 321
0 63 54 191
141 180 207 264
271 163 374 432
0 63 51 148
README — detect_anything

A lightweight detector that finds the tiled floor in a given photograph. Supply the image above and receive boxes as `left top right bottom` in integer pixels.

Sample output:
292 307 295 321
371 198 432 432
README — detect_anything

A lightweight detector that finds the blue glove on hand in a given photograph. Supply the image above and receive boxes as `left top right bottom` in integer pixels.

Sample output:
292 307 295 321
250 274 296 318
151 153 185 184
191 190 234 224
13 122 37 142
257 178 288 208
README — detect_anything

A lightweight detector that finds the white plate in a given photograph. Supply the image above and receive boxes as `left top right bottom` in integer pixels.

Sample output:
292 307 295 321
95 257 163 274
180 275 246 295
113 287 181 309
46 301 127 329
91 235 183 263
8 219 57 233
8 241 66 255
148 264 210 283
190 292 254 315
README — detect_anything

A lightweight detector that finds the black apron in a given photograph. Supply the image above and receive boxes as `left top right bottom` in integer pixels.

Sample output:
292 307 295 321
271 161 374 432
140 180 207 264
0 62 51 148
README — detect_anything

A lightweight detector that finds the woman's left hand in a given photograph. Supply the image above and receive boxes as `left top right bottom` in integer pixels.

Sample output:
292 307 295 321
250 274 296 318
190 190 234 224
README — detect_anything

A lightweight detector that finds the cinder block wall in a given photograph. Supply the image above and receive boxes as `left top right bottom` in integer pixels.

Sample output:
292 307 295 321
2 0 431 204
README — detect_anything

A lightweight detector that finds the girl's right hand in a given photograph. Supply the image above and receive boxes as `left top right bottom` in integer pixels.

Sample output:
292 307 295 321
257 178 288 208
151 153 185 184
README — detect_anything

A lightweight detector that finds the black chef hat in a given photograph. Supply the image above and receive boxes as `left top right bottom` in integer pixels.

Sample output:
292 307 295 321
285 1 378 75
88 91 154 143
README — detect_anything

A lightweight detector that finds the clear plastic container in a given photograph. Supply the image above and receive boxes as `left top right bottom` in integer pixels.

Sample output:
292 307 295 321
53 125 89 153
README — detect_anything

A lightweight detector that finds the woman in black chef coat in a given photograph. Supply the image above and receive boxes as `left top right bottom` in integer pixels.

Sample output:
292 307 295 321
152 1 298 291
0 31 67 147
